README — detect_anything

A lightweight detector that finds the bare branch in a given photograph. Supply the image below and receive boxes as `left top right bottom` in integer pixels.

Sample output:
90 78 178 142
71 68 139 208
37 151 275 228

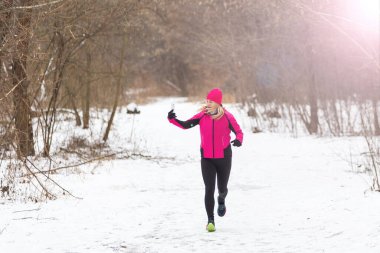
2 0 67 11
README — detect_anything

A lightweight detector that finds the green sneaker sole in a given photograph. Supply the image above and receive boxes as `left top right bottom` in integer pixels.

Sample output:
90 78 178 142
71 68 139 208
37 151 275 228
206 223 216 232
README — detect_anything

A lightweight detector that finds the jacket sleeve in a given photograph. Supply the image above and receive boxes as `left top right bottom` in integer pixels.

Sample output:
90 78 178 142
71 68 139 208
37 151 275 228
168 111 204 129
227 113 243 144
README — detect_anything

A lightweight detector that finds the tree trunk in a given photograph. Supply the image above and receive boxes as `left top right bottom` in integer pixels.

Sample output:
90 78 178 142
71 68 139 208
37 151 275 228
42 30 65 157
332 99 341 136
0 5 6 83
305 23 319 135
12 0 35 157
308 81 319 134
82 53 91 129
65 84 81 126
103 36 126 142
373 98 380 136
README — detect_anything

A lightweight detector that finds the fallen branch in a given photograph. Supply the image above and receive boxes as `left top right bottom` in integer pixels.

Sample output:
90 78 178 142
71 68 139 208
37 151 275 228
24 157 83 200
13 208 41 213
23 151 176 176
0 224 9 235
59 147 86 158
31 152 119 175
23 162 56 200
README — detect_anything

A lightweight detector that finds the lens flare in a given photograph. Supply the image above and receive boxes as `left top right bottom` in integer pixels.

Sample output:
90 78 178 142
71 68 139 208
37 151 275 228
356 0 379 28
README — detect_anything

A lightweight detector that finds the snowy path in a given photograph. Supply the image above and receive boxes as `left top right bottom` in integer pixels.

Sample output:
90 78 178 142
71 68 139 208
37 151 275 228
1 98 380 253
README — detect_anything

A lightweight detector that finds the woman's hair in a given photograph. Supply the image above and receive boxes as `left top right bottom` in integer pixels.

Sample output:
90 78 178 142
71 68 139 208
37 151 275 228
199 102 225 120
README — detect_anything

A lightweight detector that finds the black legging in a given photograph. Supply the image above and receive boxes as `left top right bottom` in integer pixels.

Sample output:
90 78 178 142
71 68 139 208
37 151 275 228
201 157 232 220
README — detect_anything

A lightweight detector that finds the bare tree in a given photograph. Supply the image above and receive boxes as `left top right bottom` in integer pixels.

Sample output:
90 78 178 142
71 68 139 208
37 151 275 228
103 35 126 142
82 52 91 129
11 0 35 157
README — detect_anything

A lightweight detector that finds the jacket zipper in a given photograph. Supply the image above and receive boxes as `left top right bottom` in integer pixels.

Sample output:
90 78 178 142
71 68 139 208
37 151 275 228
212 119 215 158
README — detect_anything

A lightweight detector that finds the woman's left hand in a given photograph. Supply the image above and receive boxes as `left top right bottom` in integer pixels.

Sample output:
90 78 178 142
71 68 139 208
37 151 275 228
231 139 241 147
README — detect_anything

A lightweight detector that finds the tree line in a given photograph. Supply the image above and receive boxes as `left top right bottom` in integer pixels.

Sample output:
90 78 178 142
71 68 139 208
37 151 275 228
0 0 379 157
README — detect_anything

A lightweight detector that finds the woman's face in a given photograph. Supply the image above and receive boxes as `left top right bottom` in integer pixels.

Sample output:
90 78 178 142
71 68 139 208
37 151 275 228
206 100 218 110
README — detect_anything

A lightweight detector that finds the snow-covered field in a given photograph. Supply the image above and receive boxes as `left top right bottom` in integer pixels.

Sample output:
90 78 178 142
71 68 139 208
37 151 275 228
1 97 380 253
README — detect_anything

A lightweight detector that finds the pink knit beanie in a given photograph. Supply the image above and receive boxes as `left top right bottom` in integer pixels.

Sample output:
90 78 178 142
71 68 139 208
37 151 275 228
206 88 223 105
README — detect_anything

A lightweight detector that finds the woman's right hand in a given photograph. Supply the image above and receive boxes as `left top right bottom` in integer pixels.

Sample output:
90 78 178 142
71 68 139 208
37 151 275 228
168 109 176 119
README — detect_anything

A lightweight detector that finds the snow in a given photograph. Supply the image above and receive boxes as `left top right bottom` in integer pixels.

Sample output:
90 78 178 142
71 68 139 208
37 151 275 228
1 97 380 252
126 103 139 112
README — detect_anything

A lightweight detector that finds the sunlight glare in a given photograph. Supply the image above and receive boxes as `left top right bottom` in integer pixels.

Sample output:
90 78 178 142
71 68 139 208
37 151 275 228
356 0 380 28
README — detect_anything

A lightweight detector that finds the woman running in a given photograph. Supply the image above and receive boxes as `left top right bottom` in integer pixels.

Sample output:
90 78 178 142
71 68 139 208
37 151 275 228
167 88 243 232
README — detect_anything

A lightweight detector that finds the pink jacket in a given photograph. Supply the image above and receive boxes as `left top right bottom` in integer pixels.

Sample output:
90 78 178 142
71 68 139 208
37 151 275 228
168 109 243 158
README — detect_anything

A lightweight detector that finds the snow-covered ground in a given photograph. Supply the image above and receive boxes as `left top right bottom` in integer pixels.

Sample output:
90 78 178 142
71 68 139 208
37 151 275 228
1 97 380 253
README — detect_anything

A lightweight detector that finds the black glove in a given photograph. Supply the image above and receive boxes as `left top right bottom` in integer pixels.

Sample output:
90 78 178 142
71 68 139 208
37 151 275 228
168 109 176 119
231 139 241 147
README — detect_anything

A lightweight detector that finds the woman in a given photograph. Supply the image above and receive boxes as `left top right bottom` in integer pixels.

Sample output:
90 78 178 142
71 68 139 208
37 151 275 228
167 88 243 232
